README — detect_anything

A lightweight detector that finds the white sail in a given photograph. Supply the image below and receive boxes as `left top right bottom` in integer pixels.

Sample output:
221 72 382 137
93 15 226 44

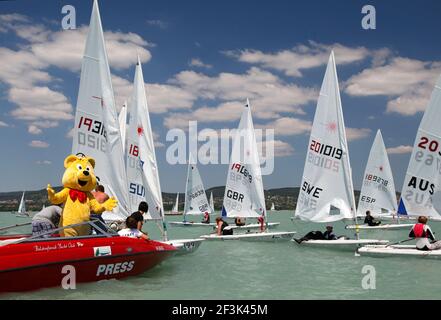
126 57 163 220
222 99 266 219
295 52 356 223
357 130 397 217
71 0 130 218
172 193 179 213
209 192 214 212
18 192 26 214
118 101 127 154
183 155 212 217
400 70 441 218
270 202 275 211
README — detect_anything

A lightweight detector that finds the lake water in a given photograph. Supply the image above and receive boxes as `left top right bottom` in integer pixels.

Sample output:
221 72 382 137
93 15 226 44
1 211 440 300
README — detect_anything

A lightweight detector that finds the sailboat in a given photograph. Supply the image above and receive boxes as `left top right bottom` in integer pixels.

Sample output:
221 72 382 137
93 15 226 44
270 202 276 211
201 100 295 241
209 191 215 213
293 52 388 250
72 0 130 222
169 155 216 227
126 58 204 253
166 193 181 215
359 61 441 258
0 0 176 293
345 130 413 230
15 192 29 218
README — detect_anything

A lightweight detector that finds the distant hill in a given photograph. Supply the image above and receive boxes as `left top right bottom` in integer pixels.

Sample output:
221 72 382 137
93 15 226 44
0 186 400 212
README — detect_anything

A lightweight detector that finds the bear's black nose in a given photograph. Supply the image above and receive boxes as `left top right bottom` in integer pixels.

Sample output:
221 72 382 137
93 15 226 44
83 170 90 176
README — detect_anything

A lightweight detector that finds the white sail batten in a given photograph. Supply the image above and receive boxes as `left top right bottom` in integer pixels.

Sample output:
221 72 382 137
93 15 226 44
71 0 130 219
400 72 441 218
295 52 356 223
183 154 212 217
222 100 266 219
357 130 397 217
126 58 163 220
118 101 127 154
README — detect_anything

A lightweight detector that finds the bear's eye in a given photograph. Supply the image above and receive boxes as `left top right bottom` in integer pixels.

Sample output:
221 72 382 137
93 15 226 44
86 166 91 171
77 164 83 171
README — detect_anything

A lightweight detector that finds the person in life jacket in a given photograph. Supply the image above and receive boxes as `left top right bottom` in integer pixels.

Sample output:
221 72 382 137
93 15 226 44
215 217 233 236
294 225 342 244
201 211 210 224
364 211 381 226
409 216 441 251
257 216 266 232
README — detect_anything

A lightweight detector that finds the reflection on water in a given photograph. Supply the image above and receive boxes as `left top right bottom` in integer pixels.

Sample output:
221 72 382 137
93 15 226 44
1 211 440 300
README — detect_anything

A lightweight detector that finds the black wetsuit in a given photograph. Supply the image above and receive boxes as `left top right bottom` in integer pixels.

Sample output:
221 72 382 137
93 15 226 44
220 221 233 235
364 215 381 226
323 230 337 240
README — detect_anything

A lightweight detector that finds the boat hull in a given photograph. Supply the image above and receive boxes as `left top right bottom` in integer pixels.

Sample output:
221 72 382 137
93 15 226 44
223 222 280 231
168 221 216 227
345 224 413 230
0 236 176 293
200 231 296 242
164 238 204 255
293 239 389 251
358 245 441 259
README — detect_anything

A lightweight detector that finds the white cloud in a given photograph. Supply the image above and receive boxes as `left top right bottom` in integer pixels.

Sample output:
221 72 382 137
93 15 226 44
36 160 52 165
28 125 42 135
112 75 196 114
29 140 49 148
170 67 317 119
258 140 295 158
225 41 388 77
0 121 9 127
146 19 168 29
30 27 152 72
257 117 312 136
189 58 212 69
0 14 154 135
387 145 413 154
346 128 371 141
9 86 73 121
345 57 441 116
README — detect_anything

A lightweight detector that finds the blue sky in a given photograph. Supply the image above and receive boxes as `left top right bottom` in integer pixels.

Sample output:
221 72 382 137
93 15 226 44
1 0 441 193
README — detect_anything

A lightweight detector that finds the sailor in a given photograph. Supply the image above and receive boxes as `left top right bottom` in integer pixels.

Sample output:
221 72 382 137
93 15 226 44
32 205 62 238
118 216 149 240
234 217 246 227
364 211 381 226
216 217 233 236
201 211 210 224
323 225 338 240
294 225 341 244
90 182 110 234
257 216 265 232
409 216 441 251
130 201 148 231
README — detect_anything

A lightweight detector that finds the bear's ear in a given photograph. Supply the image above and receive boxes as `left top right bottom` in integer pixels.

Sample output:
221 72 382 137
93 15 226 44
64 154 78 168
86 157 96 168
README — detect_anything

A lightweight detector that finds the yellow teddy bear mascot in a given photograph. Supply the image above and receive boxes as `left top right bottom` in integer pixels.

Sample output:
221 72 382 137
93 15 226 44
47 154 118 237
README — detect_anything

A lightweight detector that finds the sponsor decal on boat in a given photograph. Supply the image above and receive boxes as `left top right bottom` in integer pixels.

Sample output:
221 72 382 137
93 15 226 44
93 246 112 257
96 261 135 276
34 242 83 252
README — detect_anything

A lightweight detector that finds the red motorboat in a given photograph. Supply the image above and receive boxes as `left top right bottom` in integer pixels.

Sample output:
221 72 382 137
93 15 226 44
0 221 176 293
